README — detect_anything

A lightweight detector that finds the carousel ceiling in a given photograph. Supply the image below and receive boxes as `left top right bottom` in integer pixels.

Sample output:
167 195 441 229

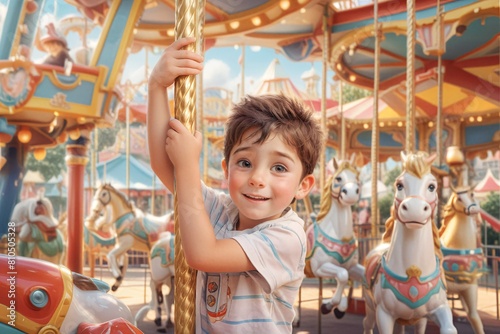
68 0 499 162
1 0 497 160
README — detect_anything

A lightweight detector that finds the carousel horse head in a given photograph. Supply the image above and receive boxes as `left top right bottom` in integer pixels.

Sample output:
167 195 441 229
86 183 133 227
317 156 360 221
0 255 134 333
382 151 439 243
11 193 58 229
10 194 65 265
446 184 479 216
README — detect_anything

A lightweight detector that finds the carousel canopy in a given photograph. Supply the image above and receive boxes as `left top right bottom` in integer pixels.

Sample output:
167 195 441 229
90 154 167 193
475 169 500 193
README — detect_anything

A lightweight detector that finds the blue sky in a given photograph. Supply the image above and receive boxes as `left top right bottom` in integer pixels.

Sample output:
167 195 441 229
0 0 335 100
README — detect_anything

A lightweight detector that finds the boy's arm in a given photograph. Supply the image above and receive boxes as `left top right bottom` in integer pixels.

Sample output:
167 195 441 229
147 37 203 192
166 119 256 273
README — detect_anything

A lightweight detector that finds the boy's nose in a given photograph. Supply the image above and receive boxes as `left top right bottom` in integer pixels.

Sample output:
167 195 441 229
248 170 265 188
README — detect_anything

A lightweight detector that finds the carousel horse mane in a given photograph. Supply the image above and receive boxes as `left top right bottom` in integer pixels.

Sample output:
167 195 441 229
439 192 458 238
316 159 359 223
316 175 334 223
381 152 442 259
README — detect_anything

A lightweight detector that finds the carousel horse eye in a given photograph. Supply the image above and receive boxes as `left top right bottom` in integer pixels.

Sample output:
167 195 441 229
335 177 342 182
30 289 49 309
428 184 436 192
396 183 403 191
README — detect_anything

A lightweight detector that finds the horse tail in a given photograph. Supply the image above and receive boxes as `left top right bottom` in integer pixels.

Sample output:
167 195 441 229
304 259 315 278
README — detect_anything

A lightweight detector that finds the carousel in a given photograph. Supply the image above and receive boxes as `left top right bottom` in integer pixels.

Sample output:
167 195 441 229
0 0 498 333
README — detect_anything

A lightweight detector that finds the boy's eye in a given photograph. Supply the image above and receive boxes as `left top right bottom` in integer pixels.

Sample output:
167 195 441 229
271 164 287 173
237 160 251 168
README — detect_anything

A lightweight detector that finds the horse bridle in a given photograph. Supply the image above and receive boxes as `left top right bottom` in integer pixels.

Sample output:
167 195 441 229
453 189 477 215
89 187 111 219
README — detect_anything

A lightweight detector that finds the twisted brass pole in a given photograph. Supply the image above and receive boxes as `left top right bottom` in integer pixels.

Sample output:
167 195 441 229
436 1 444 166
320 5 329 192
406 0 416 153
371 0 380 237
174 0 204 332
339 80 345 160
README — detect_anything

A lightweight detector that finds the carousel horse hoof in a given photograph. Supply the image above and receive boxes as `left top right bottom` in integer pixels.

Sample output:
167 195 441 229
338 296 348 312
157 328 167 333
166 319 174 328
321 302 333 314
334 308 346 319
154 317 162 326
293 320 300 328
111 277 122 291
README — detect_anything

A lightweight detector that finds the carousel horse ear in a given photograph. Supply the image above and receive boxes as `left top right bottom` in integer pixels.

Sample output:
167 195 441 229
400 151 407 162
425 152 437 165
349 153 356 166
333 157 339 171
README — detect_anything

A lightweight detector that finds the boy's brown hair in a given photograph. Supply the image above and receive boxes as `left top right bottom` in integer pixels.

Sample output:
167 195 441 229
223 94 323 177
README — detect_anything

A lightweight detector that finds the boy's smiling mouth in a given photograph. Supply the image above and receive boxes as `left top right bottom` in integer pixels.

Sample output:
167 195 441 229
244 194 269 201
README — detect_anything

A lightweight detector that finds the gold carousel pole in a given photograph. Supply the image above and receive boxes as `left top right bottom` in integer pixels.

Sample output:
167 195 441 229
339 81 345 160
406 0 416 153
435 1 445 227
370 0 381 237
174 0 204 332
436 1 444 166
240 44 245 100
320 4 329 192
316 7 330 333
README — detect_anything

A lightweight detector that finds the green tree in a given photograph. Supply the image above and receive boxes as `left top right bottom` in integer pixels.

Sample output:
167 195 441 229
378 193 393 224
26 144 66 181
481 192 500 220
26 122 123 181
96 122 123 151
480 192 500 257
342 83 372 104
384 166 401 188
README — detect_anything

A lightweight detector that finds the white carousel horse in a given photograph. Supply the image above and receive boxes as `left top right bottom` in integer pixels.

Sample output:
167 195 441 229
363 151 457 334
0 254 134 333
439 185 485 334
10 195 66 265
135 232 175 332
305 156 364 317
85 183 173 291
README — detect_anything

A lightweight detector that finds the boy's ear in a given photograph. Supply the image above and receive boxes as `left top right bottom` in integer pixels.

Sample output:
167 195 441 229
295 174 315 200
221 159 228 179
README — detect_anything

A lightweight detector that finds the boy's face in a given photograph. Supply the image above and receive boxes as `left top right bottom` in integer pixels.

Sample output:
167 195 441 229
222 129 314 228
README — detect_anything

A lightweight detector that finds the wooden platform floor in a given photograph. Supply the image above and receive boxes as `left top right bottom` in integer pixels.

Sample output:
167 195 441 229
86 266 500 334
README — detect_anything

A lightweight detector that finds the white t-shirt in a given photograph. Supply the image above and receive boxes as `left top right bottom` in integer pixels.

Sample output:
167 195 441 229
195 183 306 333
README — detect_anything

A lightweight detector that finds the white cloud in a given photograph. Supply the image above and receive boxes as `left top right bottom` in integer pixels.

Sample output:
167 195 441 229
203 59 231 89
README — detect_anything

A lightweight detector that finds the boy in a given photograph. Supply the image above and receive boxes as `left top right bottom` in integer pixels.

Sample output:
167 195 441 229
147 37 323 333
